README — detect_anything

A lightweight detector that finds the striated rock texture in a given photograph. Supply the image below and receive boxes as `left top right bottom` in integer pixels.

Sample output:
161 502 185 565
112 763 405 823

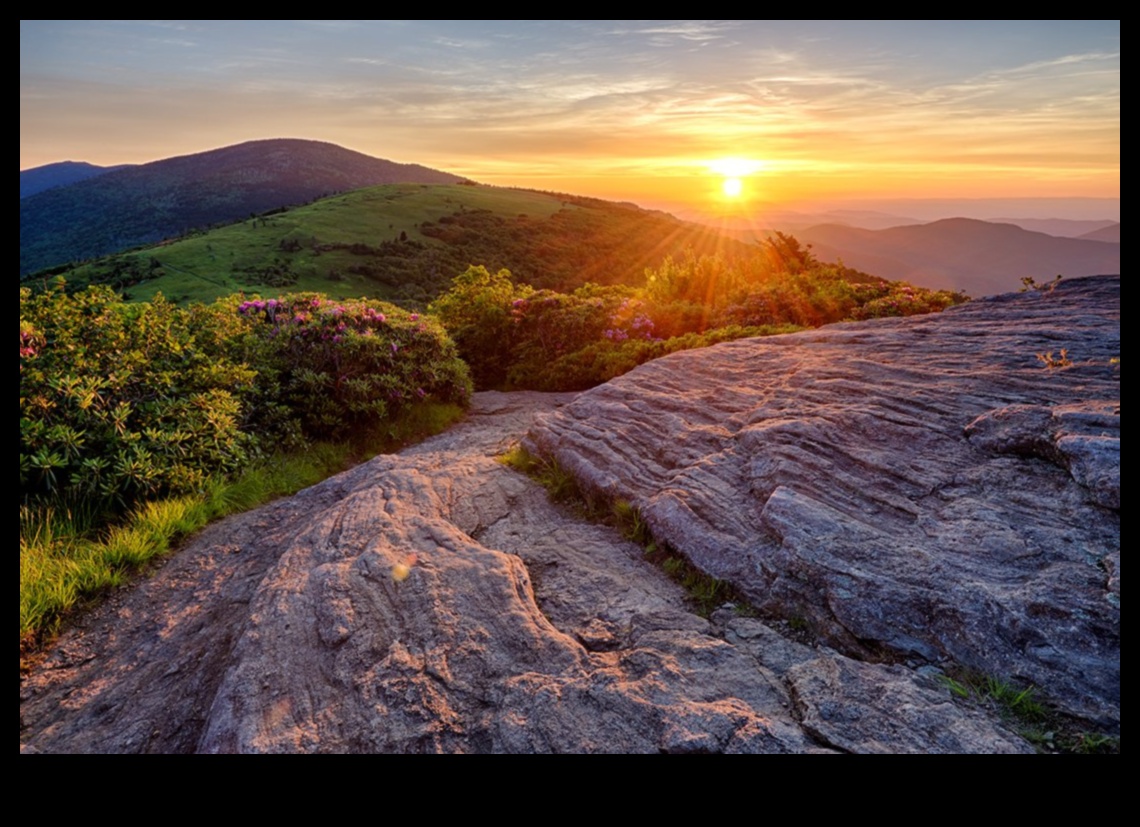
526 275 1120 728
22 393 1031 753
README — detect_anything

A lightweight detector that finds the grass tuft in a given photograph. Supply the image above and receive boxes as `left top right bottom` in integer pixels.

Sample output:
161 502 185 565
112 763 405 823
938 668 1118 754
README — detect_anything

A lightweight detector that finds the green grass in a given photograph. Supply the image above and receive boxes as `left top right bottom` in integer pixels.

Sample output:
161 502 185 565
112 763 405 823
39 181 768 311
938 671 1046 722
57 185 570 306
937 669 1119 754
20 402 464 663
498 445 583 505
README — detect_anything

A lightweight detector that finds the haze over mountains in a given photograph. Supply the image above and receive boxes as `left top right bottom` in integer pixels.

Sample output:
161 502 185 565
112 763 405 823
796 219 1120 297
20 139 1120 299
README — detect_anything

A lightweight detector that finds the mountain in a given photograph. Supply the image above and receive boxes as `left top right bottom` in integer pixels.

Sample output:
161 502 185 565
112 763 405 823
797 218 1119 296
42 183 760 306
1078 222 1120 243
20 139 468 275
988 217 1119 238
20 161 133 199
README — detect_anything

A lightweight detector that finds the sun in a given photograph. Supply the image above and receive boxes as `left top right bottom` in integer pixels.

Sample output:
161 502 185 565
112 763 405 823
706 158 764 201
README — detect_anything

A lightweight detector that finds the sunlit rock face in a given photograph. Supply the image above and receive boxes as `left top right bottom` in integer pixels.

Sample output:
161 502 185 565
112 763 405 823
21 393 1033 754
527 276 1120 727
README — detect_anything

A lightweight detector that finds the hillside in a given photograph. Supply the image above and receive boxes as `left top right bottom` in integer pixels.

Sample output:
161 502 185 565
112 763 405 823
798 218 1119 296
20 161 132 199
19 139 467 275
40 184 761 306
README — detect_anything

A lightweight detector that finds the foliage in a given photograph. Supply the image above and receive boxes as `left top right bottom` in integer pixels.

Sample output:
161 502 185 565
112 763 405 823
230 293 471 442
498 445 582 504
530 324 801 391
21 283 257 507
1036 349 1073 369
932 668 1124 754
21 283 471 511
433 247 967 392
1020 275 1063 293
32 183 761 307
428 265 533 387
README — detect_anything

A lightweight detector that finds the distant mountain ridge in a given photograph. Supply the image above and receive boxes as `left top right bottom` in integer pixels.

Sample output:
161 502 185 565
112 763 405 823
20 139 467 275
798 218 1120 297
988 217 1118 238
1077 222 1120 243
20 161 134 199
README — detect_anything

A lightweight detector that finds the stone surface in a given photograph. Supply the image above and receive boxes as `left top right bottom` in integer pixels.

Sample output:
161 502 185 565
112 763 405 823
526 276 1119 728
21 392 1032 753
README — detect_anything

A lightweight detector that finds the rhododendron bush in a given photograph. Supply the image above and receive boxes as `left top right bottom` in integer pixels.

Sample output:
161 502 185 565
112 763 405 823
233 293 471 441
20 283 470 507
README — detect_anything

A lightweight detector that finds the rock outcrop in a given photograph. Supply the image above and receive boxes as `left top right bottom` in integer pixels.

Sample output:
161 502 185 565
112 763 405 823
527 275 1120 728
23 278 1116 752
22 391 1035 753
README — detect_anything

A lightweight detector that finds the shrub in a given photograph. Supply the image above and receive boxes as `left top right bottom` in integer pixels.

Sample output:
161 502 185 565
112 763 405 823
429 265 532 388
20 284 257 507
432 243 966 393
20 284 472 508
231 293 472 442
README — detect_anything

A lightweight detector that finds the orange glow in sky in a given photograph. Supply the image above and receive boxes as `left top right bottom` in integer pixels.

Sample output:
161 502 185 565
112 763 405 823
20 21 1120 213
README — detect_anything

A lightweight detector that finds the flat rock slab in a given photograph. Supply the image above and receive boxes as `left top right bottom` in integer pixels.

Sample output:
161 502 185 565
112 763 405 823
527 276 1120 728
22 393 1031 752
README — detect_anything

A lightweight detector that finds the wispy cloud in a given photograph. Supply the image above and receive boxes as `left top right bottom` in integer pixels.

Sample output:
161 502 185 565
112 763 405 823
19 20 1119 203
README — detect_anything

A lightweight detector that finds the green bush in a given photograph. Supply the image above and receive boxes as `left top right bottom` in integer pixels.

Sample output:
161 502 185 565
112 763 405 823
428 265 530 388
21 284 256 506
20 284 472 509
430 243 967 393
231 293 471 441
531 324 801 391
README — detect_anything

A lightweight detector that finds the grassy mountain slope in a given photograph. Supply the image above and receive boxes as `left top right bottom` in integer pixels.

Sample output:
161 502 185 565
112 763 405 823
20 139 466 275
42 183 759 306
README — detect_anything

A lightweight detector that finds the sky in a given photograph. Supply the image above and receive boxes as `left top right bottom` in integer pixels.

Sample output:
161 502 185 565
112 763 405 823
20 21 1120 215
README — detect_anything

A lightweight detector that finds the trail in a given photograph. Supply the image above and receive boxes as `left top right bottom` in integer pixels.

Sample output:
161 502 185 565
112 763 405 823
21 391 1031 753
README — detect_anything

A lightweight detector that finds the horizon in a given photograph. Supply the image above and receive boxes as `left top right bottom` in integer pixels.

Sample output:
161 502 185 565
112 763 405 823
21 21 1119 217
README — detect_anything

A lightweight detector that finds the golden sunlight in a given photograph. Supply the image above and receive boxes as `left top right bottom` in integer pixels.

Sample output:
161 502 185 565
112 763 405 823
708 158 766 178
707 158 764 201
